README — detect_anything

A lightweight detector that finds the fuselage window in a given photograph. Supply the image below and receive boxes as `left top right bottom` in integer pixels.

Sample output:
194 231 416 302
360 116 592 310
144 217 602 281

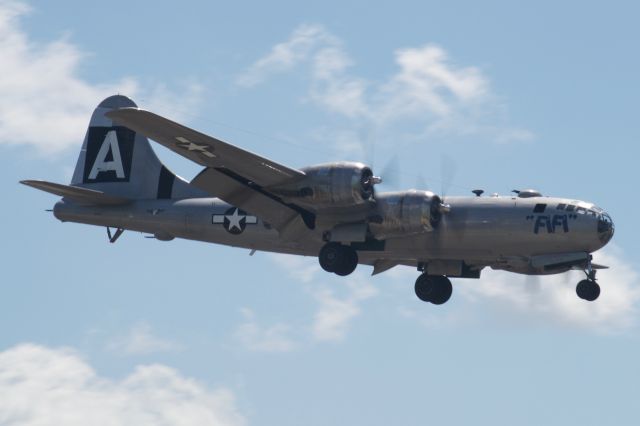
576 207 586 215
587 210 597 217
566 205 576 212
556 203 566 210
533 203 547 213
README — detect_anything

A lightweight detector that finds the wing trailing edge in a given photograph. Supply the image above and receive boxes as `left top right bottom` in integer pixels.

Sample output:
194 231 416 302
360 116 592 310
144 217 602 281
190 168 314 239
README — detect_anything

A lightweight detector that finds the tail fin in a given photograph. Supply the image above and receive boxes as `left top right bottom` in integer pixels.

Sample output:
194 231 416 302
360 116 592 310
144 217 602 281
70 95 199 200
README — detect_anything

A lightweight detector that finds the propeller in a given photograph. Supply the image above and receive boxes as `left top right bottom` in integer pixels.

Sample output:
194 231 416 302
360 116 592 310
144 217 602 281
437 154 456 214
373 152 454 215
366 139 456 218
376 154 400 189
360 167 382 199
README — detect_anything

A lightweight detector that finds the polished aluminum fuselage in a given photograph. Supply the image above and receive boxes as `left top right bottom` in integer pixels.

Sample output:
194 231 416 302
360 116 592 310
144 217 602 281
53 193 613 275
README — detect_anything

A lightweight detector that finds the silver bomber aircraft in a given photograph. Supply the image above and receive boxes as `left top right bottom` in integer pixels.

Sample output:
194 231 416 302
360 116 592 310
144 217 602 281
22 95 615 305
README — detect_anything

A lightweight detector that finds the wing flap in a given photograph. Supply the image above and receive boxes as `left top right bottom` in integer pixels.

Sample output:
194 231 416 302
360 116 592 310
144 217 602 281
20 180 131 206
106 108 305 187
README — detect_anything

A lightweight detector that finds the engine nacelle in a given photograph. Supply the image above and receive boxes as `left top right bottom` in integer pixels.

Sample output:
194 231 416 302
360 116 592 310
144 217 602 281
369 190 442 239
280 162 376 209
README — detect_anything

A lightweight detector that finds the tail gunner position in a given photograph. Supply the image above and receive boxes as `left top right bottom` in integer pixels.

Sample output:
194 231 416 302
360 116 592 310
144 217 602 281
22 95 615 305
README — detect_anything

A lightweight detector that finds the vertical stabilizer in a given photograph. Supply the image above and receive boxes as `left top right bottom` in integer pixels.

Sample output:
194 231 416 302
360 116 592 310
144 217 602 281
70 95 200 200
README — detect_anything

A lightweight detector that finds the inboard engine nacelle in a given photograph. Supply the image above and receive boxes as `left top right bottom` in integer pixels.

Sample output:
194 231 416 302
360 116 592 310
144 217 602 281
369 190 443 239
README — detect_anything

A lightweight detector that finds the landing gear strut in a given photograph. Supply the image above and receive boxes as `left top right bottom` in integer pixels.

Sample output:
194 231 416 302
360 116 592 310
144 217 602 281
576 257 600 302
414 274 453 305
318 242 358 276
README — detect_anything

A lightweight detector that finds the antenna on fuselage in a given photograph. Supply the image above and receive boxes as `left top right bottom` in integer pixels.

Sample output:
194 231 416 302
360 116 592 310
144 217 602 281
472 189 484 197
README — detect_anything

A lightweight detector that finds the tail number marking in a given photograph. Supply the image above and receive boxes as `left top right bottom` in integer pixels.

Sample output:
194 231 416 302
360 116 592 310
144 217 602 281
89 130 124 179
83 126 134 183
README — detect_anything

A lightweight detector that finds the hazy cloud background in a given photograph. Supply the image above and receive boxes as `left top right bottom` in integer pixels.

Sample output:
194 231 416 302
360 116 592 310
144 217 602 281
0 1 202 153
0 344 245 426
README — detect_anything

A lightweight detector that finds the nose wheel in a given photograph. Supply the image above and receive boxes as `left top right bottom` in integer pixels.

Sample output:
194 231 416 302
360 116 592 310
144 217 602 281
576 257 600 301
576 279 600 301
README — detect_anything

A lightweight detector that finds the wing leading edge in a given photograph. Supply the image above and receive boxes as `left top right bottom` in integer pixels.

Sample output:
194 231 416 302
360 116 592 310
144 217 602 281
105 108 305 187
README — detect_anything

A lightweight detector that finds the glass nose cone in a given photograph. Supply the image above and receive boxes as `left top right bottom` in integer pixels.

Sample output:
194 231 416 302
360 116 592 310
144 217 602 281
597 212 614 244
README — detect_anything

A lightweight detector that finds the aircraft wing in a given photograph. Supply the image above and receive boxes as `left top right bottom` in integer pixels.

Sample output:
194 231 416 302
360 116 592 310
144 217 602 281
107 108 314 238
106 108 305 187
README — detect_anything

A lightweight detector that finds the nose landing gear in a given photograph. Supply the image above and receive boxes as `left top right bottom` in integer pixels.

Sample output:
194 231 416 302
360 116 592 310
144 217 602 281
576 257 600 301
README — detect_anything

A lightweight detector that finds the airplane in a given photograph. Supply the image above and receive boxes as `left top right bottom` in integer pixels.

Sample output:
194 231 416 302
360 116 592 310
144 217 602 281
21 95 615 305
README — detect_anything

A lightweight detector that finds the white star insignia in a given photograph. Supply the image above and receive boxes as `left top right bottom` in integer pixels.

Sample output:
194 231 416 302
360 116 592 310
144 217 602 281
225 208 244 231
175 136 216 158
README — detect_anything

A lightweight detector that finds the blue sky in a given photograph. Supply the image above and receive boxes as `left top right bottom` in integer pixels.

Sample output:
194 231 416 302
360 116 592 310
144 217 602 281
2 0 640 424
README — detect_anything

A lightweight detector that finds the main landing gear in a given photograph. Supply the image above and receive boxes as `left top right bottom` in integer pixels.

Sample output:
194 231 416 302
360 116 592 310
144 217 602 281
414 274 453 305
318 242 359 276
576 257 600 302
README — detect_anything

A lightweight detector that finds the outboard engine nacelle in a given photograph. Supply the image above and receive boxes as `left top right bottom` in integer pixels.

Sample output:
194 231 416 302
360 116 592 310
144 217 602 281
274 162 378 209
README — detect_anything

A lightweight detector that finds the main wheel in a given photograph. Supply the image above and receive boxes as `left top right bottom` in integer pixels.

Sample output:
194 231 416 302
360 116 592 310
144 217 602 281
319 242 342 273
319 243 358 276
414 274 434 302
334 246 358 276
415 275 453 304
429 276 453 305
576 279 600 301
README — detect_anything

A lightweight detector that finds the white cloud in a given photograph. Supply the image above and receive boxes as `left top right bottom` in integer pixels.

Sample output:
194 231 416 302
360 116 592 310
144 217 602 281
106 322 182 356
311 275 378 342
269 247 637 338
0 1 203 153
459 246 640 333
266 253 319 284
393 246 640 334
309 46 368 119
0 343 245 426
268 243 637 336
236 24 338 87
374 45 487 120
238 24 531 144
266 254 378 343
233 308 296 353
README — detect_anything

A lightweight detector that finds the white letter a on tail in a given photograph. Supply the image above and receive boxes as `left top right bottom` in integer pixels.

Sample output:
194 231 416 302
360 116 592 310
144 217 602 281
89 130 125 179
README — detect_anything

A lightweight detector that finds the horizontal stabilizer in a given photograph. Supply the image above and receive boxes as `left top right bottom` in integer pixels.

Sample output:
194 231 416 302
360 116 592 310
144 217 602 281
20 180 131 206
